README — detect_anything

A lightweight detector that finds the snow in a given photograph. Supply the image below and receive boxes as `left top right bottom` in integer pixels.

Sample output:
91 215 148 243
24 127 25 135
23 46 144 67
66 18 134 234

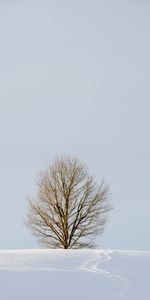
0 249 149 299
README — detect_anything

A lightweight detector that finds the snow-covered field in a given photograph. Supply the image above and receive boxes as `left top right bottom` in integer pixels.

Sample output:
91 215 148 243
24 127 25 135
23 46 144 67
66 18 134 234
0 249 149 300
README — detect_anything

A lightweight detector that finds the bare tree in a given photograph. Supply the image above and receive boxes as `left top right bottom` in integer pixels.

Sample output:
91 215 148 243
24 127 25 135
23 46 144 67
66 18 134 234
26 156 112 249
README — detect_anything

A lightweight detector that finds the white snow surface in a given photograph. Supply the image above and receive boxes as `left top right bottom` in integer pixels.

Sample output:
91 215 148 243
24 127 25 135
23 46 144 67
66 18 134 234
0 249 149 300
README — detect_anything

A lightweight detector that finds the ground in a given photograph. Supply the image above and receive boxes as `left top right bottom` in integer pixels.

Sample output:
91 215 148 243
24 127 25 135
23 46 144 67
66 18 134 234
0 249 149 300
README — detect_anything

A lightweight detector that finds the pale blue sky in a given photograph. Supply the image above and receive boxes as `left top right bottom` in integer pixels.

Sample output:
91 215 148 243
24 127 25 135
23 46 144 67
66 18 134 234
0 0 150 250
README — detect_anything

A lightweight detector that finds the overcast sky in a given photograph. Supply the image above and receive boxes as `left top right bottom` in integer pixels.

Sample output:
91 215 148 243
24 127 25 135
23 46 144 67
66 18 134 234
0 0 150 250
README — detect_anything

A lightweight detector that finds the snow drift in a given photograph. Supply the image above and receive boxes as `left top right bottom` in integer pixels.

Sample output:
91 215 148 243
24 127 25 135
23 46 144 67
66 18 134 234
0 249 149 300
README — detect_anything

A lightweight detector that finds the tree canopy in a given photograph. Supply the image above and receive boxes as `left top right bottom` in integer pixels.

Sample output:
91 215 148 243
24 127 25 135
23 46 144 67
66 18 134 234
26 156 112 249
